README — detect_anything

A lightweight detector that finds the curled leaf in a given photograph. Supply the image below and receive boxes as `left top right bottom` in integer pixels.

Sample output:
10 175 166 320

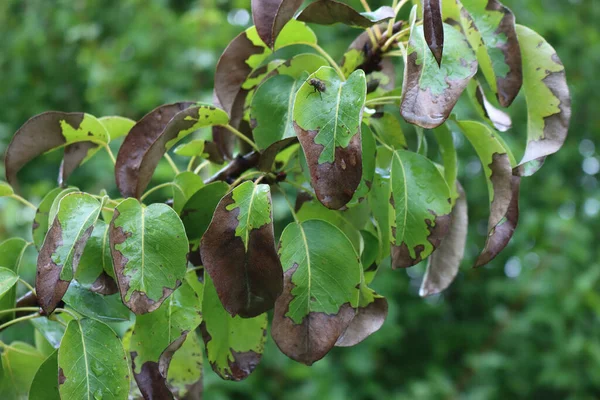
200 181 283 318
336 285 388 347
251 0 304 48
297 0 395 28
423 0 444 66
467 80 512 132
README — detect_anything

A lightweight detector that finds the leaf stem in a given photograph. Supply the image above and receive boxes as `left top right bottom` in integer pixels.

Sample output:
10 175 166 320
0 313 40 331
0 307 39 315
283 179 315 195
386 0 410 39
194 160 211 175
54 308 79 320
275 186 299 223
140 182 175 202
18 279 35 294
365 96 403 106
103 144 116 165
372 131 395 152
221 124 260 152
304 42 346 80
359 0 382 39
9 194 36 210
382 25 414 52
229 171 264 189
187 156 197 171
164 154 180 174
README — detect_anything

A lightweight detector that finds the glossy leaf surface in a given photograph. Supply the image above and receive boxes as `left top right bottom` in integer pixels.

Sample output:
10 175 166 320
297 0 394 28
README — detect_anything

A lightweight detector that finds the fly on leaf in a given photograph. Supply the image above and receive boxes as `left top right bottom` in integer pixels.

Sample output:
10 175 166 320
307 78 327 100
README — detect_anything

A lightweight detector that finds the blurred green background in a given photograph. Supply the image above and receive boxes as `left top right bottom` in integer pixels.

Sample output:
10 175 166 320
1 0 599 398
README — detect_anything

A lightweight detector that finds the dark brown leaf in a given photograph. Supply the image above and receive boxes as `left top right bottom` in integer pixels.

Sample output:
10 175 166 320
251 0 304 48
257 137 298 172
335 293 388 347
423 0 444 66
89 272 119 296
297 0 394 28
470 81 512 132
59 142 99 186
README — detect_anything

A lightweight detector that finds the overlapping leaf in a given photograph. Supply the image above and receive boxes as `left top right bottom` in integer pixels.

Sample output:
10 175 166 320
389 150 452 269
62 281 130 323
251 0 304 48
29 351 60 400
0 342 45 398
0 237 29 321
201 273 267 381
109 199 188 314
336 284 388 347
181 181 230 248
58 318 130 400
514 24 571 176
297 0 395 28
172 172 204 215
293 67 366 209
166 332 203 399
36 193 101 315
201 181 283 317
401 23 477 129
423 0 444 66
272 219 361 365
467 80 512 132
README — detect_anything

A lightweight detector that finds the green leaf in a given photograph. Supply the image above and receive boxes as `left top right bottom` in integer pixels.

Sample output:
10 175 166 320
0 181 13 197
452 0 523 107
32 187 67 250
29 350 61 400
172 172 204 215
297 0 395 28
166 332 203 398
456 120 518 267
47 187 79 231
272 219 361 365
401 23 477 129
201 181 283 317
514 24 571 176
360 229 380 284
109 199 188 314
98 116 136 141
201 273 267 381
181 181 230 247
433 124 459 201
36 193 102 315
293 67 367 209
389 150 452 268
173 139 224 164
75 219 109 286
0 238 29 321
420 183 468 296
130 273 202 398
5 112 109 186
58 318 130 400
63 281 130 323
30 317 66 349
115 103 228 198
0 267 18 300
369 112 408 150
0 342 45 399
251 0 304 48
368 170 391 261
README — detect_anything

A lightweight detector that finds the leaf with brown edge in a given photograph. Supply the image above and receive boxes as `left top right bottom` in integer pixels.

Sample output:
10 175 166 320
401 21 477 129
59 141 100 186
423 0 444 66
272 220 361 365
467 80 512 132
293 67 366 210
115 102 193 197
514 24 571 177
297 0 394 28
389 150 452 269
166 332 203 399
251 0 304 48
36 193 101 315
201 273 267 381
200 181 283 318
116 103 228 199
456 120 516 267
419 182 468 297
336 284 388 347
5 112 109 188
109 199 189 314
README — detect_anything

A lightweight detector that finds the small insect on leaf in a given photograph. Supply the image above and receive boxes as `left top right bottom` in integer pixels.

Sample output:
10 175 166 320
307 78 327 100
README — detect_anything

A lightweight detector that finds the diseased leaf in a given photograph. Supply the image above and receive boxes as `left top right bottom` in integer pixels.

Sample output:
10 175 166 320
456 120 516 267
36 193 101 315
294 67 367 209
420 183 468 296
272 219 361 365
401 23 477 129
347 123 377 206
98 116 136 141
116 103 228 198
0 237 29 321
201 181 283 318
369 112 408 150
514 24 571 176
181 181 230 247
336 285 388 347
130 273 202 399
0 342 45 399
454 0 523 107
201 273 267 381
59 142 100 186
58 319 130 400
0 181 13 196
172 172 204 215
423 0 444 66
109 199 189 314
298 0 394 28
0 267 18 300
63 281 130 323
29 350 61 400
5 112 109 186
389 150 452 269
467 80 512 132
166 332 203 399
251 0 304 48
32 188 64 250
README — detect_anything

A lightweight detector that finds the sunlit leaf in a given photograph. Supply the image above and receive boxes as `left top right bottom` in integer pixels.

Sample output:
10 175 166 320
36 193 101 315
109 199 188 314
201 181 283 317
98 115 136 141
298 0 394 28
0 181 13 197
272 219 361 365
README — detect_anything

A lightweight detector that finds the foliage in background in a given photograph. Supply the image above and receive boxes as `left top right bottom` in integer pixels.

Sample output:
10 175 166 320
0 0 599 398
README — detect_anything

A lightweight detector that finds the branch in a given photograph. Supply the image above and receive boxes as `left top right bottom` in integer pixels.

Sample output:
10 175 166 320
204 151 261 184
